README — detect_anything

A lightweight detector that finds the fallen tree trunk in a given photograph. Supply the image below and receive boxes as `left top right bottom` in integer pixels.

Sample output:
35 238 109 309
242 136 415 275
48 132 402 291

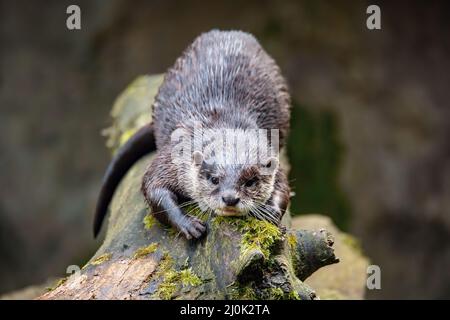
39 75 339 300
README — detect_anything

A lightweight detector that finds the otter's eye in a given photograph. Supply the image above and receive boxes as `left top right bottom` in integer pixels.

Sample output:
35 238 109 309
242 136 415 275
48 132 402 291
206 173 219 185
245 177 258 188
210 176 219 185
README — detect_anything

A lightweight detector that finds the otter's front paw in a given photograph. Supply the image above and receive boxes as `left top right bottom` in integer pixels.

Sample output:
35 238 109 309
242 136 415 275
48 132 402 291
179 215 206 240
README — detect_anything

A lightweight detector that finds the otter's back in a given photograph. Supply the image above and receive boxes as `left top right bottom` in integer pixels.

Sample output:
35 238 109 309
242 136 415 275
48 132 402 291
152 30 290 149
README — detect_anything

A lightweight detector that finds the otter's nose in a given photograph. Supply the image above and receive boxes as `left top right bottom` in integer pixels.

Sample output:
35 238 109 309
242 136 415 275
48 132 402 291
222 195 240 206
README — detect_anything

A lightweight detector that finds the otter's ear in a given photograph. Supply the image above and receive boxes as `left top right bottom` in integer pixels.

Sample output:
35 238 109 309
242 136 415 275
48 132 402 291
262 157 279 171
192 151 204 166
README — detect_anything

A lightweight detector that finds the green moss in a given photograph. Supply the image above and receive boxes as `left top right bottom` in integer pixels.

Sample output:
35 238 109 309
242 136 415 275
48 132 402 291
211 216 229 228
152 252 203 300
287 102 351 231
156 268 202 299
143 214 156 230
152 252 176 299
229 283 300 300
228 283 257 300
213 216 282 259
266 287 301 300
179 268 202 286
133 243 158 259
90 253 112 266
287 290 301 300
158 252 174 273
158 269 179 300
269 287 285 299
287 233 297 249
287 232 300 270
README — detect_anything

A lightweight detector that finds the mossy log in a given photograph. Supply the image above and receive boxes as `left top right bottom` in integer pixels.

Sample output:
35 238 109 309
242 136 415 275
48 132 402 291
39 75 339 300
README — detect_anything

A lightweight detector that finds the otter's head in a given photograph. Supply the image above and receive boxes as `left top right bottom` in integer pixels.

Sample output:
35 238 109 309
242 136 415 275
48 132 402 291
190 149 279 221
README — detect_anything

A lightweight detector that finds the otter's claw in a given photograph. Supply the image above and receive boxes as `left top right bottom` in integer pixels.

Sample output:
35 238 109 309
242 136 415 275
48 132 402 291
179 215 206 239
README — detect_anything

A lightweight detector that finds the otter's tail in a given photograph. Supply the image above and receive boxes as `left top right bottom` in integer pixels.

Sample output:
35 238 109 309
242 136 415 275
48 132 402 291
93 123 156 237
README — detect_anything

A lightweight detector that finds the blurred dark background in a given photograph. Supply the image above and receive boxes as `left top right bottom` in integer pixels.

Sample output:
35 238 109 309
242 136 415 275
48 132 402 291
1 0 449 299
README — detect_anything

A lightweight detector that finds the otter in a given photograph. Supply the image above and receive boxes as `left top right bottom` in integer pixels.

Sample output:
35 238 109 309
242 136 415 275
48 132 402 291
94 30 291 239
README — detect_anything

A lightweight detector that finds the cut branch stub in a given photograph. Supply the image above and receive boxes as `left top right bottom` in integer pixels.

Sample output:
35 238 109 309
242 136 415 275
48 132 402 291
288 229 339 282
